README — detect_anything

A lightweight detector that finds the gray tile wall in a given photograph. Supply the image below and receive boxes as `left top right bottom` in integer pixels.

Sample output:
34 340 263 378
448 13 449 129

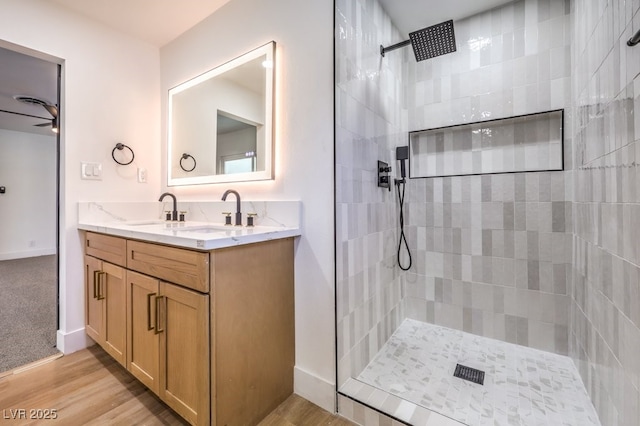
403 0 574 356
407 0 572 129
335 0 407 387
336 1 640 425
570 1 640 425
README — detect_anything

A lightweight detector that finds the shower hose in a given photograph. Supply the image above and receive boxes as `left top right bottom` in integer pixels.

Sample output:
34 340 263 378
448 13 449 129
396 179 412 271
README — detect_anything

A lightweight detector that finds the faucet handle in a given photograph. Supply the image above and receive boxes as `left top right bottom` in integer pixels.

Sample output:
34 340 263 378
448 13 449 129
246 213 257 227
179 211 187 222
165 211 172 221
222 212 232 225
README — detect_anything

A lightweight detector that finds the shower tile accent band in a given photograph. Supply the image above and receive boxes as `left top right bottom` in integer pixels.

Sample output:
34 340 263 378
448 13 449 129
409 109 564 178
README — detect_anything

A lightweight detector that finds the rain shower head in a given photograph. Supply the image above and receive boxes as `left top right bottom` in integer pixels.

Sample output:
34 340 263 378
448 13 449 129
409 20 456 61
380 19 457 62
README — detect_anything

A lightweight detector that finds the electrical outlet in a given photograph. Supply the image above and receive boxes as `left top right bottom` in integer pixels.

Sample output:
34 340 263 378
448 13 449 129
137 167 147 183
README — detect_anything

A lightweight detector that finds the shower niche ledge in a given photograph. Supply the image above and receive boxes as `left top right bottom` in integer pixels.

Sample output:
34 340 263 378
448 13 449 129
409 109 564 178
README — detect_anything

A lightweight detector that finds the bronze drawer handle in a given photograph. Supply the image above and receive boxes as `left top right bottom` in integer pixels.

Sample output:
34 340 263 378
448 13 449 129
93 271 100 299
147 292 157 331
155 295 166 335
96 272 106 300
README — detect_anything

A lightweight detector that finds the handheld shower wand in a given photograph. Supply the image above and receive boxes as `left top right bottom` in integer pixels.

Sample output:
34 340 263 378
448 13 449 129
395 146 408 184
395 146 412 271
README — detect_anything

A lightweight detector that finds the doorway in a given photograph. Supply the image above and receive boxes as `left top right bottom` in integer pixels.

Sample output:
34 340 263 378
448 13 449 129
0 44 60 373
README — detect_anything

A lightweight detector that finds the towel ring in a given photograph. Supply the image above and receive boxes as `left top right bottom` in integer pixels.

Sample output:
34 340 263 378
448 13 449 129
112 143 135 165
180 153 196 172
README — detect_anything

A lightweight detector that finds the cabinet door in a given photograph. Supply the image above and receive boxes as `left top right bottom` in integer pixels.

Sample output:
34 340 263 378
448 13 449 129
84 255 103 343
101 262 126 366
85 256 126 367
158 282 209 426
126 270 160 395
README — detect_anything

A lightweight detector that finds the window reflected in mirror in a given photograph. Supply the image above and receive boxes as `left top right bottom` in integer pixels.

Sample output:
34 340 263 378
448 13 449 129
216 112 258 175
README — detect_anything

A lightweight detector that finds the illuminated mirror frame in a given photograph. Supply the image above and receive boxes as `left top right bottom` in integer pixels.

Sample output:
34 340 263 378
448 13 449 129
167 41 275 186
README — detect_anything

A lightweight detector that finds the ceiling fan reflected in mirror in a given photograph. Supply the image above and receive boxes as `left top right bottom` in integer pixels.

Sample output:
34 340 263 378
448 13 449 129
13 95 59 133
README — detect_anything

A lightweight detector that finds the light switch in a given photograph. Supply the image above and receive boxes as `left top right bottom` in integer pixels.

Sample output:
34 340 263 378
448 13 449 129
81 162 102 180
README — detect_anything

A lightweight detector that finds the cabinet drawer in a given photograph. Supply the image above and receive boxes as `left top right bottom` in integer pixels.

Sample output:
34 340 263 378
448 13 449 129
127 240 209 293
85 232 127 267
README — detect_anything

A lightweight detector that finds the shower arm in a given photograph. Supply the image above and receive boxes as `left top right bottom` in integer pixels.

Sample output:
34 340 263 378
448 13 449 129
628 28 640 46
380 40 411 57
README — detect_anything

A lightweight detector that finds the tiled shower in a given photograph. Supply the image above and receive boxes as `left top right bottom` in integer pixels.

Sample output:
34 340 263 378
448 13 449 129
335 0 640 425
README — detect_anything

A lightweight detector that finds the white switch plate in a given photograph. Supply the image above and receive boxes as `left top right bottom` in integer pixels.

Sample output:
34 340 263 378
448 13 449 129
81 162 102 180
137 167 147 183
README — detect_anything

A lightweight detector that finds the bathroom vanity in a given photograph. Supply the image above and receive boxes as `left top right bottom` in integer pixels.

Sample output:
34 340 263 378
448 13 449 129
81 221 297 426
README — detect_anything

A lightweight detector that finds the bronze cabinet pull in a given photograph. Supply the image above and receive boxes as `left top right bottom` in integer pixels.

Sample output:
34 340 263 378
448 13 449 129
96 272 106 300
93 270 100 299
147 292 157 331
154 295 166 334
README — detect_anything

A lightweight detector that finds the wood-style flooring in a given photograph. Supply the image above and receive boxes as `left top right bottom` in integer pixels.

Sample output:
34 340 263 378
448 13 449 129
0 345 355 426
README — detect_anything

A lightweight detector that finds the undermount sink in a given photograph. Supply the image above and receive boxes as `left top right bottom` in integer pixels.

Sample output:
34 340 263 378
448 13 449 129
177 225 235 234
123 220 166 226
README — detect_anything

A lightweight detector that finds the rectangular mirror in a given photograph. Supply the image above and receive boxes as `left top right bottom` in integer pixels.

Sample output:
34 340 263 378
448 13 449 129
168 41 275 186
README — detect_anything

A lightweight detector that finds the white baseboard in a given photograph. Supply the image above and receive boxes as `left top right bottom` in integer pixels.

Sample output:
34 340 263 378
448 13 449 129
56 328 91 354
0 248 56 261
294 366 336 413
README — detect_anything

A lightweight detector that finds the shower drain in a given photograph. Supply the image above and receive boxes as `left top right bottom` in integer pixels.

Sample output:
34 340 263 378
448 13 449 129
453 364 485 385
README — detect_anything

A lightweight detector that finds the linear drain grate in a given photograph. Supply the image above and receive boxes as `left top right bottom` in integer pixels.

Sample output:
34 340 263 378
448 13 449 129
453 364 485 385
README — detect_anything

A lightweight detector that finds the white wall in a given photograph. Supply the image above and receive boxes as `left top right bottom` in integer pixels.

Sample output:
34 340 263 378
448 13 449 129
160 0 335 410
171 77 263 178
0 0 161 353
0 129 56 259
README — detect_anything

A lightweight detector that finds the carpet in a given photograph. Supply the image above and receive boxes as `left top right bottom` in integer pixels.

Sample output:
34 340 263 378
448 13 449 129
0 255 59 373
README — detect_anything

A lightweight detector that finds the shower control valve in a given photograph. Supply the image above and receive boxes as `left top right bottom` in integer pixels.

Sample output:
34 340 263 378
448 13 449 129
377 160 391 191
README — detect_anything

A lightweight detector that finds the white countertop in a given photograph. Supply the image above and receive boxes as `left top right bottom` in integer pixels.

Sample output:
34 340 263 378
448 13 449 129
78 220 301 250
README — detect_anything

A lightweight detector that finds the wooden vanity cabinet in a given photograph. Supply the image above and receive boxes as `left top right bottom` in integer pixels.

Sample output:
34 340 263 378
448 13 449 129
159 280 209 424
126 270 160 393
211 238 295 426
84 231 294 426
126 270 209 425
84 254 127 367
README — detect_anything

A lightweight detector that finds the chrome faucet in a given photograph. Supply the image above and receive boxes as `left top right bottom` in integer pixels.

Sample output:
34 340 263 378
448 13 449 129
158 192 178 221
221 189 242 226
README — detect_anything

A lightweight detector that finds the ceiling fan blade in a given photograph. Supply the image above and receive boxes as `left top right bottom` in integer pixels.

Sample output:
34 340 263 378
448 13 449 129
34 122 52 127
42 104 58 118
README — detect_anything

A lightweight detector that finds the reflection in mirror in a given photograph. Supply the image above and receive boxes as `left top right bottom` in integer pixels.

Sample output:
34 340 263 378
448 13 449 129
216 112 257 174
168 41 274 186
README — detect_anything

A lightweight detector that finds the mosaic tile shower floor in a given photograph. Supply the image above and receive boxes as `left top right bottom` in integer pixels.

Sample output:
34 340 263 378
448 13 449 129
357 319 600 426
